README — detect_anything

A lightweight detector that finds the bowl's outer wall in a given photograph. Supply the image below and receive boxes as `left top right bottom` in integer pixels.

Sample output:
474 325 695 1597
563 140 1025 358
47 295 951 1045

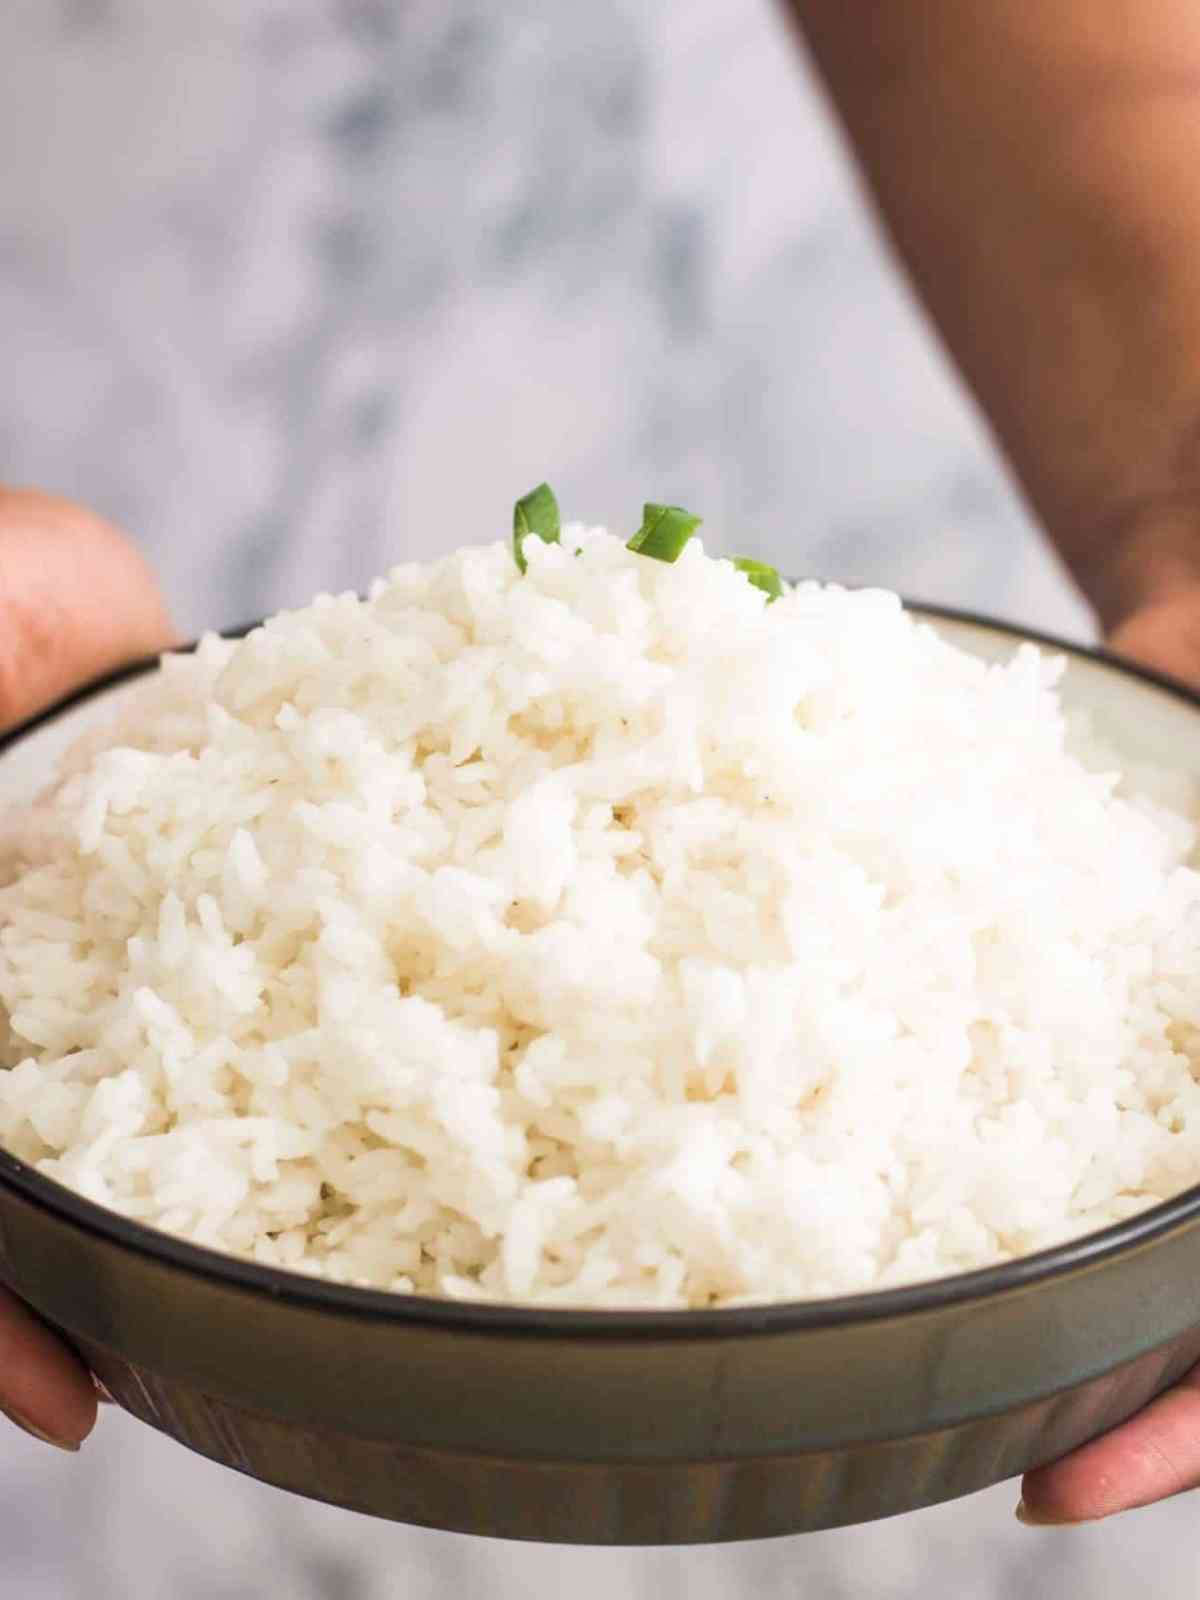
69 1329 1200 1543
3 1179 1200 1540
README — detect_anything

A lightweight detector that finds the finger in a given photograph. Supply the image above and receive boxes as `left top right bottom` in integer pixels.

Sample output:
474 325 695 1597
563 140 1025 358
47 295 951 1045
0 487 176 734
1108 588 1200 690
1019 1363 1200 1525
0 1285 97 1450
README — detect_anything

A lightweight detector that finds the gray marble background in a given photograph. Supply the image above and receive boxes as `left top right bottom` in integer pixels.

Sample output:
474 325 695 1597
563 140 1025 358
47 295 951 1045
0 1 1193 1596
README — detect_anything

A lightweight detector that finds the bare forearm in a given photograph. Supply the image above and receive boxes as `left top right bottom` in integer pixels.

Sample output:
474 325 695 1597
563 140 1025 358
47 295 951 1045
788 1 1200 626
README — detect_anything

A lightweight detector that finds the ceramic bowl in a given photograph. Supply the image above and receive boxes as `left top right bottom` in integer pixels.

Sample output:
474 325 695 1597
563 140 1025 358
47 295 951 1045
2 607 1199 1544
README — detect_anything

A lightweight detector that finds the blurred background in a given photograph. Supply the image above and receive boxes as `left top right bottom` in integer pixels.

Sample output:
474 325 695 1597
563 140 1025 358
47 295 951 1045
2 1 1194 1596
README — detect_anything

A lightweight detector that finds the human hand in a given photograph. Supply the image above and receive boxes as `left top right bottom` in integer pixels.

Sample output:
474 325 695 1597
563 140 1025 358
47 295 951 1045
0 487 173 1451
1017 584 1200 1526
1106 589 1200 690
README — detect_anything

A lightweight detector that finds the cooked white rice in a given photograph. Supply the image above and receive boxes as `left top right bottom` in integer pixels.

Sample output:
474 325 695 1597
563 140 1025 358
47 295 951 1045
3 528 1200 1307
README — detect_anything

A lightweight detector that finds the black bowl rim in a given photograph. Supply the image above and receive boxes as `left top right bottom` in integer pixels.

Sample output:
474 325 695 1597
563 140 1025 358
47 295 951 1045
3 599 1200 1341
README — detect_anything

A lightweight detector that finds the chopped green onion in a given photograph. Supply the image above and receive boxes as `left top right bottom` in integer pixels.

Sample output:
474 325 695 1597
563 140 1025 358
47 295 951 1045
626 503 702 563
512 482 561 573
731 556 785 602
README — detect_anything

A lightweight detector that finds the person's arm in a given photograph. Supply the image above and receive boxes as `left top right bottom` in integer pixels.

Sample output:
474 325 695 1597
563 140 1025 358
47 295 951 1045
785 0 1200 1524
789 1 1200 655
0 489 174 1452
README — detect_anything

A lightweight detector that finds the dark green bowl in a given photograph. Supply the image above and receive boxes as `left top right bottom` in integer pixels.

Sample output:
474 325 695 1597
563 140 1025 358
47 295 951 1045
2 605 1200 1545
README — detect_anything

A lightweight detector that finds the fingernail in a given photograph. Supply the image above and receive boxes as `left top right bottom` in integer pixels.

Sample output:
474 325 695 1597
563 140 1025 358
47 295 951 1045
1015 1498 1083 1528
0 1404 81 1453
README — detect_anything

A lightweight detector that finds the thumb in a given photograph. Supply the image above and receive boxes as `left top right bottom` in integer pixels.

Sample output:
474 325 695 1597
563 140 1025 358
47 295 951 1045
0 487 175 734
1107 585 1200 691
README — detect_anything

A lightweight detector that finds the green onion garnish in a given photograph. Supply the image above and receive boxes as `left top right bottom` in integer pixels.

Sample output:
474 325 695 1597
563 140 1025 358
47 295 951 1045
731 556 784 602
626 503 702 563
512 482 561 573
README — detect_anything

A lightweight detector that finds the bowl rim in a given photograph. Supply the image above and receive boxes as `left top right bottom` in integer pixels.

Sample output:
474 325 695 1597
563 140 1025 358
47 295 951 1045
3 599 1200 1341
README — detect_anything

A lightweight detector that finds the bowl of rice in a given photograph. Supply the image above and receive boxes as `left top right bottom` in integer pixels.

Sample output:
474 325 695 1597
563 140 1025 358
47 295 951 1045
3 493 1200 1544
